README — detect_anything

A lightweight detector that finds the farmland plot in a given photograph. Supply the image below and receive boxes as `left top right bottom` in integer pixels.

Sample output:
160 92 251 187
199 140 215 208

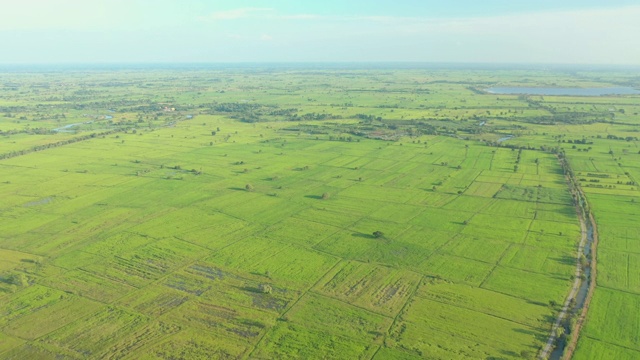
0 68 607 360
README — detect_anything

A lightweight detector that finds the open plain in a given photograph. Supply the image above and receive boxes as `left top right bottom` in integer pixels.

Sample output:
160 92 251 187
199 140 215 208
0 65 639 359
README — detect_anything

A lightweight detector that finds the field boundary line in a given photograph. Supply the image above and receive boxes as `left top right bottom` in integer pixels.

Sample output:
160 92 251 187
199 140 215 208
522 210 538 246
372 275 425 359
277 259 344 318
244 258 344 359
478 247 511 289
417 232 462 267
596 285 640 296
581 335 640 353
627 253 631 289
308 290 394 319
415 293 543 329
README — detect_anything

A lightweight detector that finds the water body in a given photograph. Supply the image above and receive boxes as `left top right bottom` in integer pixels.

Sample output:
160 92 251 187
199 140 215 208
53 115 113 132
53 119 100 132
497 135 514 143
486 86 640 96
548 198 596 360
575 226 594 310
52 122 84 133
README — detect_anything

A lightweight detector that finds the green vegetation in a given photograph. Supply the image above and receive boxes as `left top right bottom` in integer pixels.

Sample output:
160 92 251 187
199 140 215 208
0 65 638 359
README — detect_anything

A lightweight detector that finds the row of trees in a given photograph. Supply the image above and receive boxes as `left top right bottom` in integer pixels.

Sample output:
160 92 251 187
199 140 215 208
0 130 117 161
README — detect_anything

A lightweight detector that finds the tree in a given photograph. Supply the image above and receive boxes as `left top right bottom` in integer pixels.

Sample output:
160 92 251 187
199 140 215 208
259 284 272 294
12 273 28 287
373 231 384 238
519 350 533 359
321 192 330 200
245 184 254 192
555 326 566 342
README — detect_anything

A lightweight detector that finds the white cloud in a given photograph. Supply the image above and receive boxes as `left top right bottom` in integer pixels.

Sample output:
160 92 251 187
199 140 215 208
384 5 640 63
395 5 640 35
269 5 640 64
2 3 639 64
0 1 106 30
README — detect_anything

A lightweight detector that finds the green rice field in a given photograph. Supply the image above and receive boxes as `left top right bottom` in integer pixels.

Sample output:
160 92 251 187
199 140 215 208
0 65 638 359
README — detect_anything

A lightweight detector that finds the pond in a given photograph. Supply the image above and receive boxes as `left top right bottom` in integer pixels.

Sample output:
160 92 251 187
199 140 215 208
485 86 640 96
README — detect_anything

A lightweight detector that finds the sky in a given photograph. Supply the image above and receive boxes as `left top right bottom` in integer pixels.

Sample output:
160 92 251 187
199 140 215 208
1 0 639 65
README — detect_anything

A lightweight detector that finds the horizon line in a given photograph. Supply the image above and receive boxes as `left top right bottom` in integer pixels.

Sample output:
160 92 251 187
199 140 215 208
1 61 640 69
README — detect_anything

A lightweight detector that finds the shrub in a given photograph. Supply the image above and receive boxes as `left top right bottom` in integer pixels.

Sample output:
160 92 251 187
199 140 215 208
259 284 273 294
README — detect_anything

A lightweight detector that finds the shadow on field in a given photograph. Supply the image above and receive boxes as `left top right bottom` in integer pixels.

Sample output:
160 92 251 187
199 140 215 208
228 187 247 191
541 314 556 324
513 328 538 336
240 286 263 293
551 255 576 266
304 195 323 200
352 233 376 239
249 271 271 278
550 274 571 281
525 300 548 307
498 350 519 358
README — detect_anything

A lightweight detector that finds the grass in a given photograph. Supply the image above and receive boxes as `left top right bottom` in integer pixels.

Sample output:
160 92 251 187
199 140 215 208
314 260 422 316
0 65 638 359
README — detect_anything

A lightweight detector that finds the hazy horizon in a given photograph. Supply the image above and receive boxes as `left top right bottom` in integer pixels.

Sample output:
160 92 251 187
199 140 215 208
2 0 640 65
